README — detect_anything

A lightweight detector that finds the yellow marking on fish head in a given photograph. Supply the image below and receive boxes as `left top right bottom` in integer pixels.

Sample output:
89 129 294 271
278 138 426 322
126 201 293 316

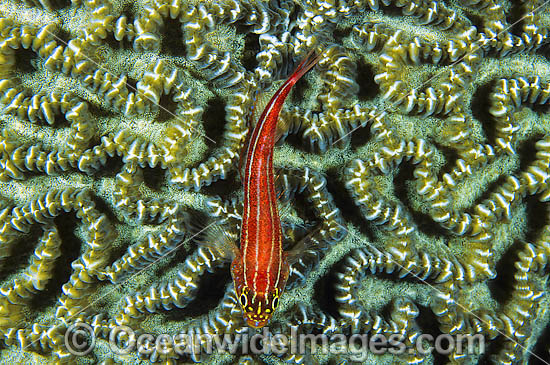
237 287 282 328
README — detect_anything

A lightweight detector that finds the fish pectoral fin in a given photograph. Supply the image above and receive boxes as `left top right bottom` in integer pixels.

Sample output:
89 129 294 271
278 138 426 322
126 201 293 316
274 168 307 202
284 224 324 265
192 216 239 262
274 168 292 202
274 112 291 145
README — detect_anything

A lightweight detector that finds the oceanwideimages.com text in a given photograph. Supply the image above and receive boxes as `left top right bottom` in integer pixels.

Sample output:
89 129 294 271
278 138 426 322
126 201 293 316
65 323 485 361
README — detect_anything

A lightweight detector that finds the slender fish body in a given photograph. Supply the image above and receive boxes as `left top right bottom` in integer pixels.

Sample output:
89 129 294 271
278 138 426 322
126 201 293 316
231 52 321 328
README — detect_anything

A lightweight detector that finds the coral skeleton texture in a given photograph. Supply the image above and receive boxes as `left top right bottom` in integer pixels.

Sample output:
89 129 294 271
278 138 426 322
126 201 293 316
0 0 549 363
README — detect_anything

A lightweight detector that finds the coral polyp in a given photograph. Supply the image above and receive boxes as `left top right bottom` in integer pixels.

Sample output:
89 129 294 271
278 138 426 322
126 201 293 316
1 0 550 364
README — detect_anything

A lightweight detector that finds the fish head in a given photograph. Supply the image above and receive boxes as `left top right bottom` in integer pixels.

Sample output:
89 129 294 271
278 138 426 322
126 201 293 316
237 286 280 328
231 259 282 328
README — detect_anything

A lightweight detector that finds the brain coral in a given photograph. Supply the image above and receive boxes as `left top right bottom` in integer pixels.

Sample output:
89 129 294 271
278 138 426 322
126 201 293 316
1 0 550 364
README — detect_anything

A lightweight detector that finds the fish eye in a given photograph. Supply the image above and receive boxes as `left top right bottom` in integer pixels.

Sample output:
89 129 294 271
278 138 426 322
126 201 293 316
240 294 247 307
272 296 279 309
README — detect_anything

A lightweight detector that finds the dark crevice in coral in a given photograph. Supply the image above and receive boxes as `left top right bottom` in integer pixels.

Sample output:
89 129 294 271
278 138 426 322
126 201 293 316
125 76 138 94
95 154 124 177
530 320 550 364
51 107 70 127
0 227 41 281
285 0 299 25
325 166 374 242
142 165 166 191
240 29 259 72
103 31 126 50
28 213 82 310
55 28 72 47
79 131 99 149
14 47 38 74
333 26 351 46
478 335 505 364
349 123 371 150
433 142 460 181
356 59 379 101
283 128 314 153
488 240 524 304
163 247 192 275
156 91 179 123
506 2 526 36
49 0 71 10
378 300 395 319
531 102 550 115
538 44 550 61
281 222 313 251
312 269 340 320
379 3 406 17
162 17 186 57
284 173 317 224
180 208 211 239
524 195 549 244
87 100 118 120
517 135 543 173
202 95 227 144
165 270 230 319
121 3 138 19
393 161 451 238
91 195 120 226
416 303 448 364
201 169 240 197
415 303 440 335
471 79 498 145
465 11 485 30
373 270 430 285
